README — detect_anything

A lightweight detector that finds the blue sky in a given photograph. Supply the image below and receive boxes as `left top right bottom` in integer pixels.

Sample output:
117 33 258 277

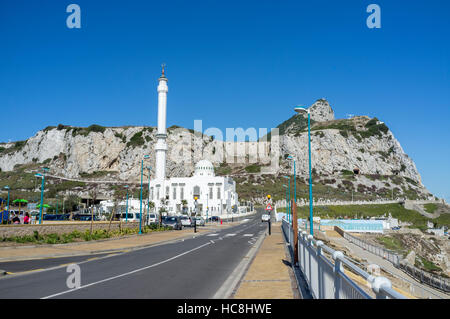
0 1 449 200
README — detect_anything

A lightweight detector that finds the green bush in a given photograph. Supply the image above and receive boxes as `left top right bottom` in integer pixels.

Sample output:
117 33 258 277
126 132 145 148
245 164 261 173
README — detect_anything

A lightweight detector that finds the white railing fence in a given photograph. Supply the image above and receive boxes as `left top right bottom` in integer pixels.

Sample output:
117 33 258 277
282 219 407 299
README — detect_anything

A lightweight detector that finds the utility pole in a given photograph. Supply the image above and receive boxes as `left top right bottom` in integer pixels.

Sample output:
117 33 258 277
267 194 272 236
194 196 198 233
292 199 299 265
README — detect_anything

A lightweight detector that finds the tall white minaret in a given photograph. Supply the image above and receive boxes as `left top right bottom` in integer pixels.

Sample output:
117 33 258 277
155 64 168 181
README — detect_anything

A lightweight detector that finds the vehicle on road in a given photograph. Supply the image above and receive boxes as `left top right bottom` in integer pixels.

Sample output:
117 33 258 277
208 216 220 222
180 216 192 227
162 216 182 230
194 217 205 226
261 214 270 222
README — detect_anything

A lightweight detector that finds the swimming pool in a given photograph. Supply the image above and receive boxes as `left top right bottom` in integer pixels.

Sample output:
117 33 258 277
319 219 384 233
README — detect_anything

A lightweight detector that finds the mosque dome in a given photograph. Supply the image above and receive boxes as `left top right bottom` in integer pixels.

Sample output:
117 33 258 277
194 160 215 177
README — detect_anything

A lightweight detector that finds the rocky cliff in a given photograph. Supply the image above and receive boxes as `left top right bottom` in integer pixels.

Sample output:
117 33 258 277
0 99 433 200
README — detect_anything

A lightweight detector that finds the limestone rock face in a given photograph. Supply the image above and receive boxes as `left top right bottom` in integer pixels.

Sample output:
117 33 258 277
0 101 431 199
309 99 335 122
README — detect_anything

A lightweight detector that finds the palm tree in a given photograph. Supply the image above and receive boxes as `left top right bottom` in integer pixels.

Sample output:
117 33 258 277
181 200 188 215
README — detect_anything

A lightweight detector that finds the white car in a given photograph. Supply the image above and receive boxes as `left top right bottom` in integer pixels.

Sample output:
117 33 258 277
261 214 270 222
147 213 159 224
180 216 193 227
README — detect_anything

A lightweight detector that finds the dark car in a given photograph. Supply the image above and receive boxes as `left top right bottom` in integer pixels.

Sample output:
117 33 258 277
208 216 220 222
162 216 182 230
73 214 98 221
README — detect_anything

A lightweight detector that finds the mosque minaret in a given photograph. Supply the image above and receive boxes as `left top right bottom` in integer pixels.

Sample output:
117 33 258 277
155 65 168 181
149 66 240 217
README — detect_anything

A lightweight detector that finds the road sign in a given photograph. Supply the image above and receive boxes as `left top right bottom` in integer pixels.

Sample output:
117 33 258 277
265 204 273 211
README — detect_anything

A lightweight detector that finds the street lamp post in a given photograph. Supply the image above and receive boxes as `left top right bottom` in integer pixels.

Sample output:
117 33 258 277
295 106 314 235
146 166 152 226
287 155 296 224
36 167 49 225
4 186 10 212
283 176 291 223
194 197 198 233
139 155 150 234
124 185 129 223
283 184 288 220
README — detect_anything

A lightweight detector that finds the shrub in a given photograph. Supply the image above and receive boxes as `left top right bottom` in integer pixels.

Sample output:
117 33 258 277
126 132 145 148
245 164 261 173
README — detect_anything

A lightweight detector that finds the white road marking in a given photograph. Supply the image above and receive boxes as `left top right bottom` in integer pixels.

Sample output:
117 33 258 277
225 234 236 237
41 242 212 299
207 234 219 237
242 234 253 237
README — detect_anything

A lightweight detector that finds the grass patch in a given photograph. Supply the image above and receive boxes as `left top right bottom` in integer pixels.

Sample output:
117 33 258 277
79 171 110 179
423 203 438 214
275 203 442 231
376 236 404 252
244 164 261 173
415 256 443 273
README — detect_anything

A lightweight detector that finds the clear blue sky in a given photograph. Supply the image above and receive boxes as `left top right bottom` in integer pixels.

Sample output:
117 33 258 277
0 1 449 200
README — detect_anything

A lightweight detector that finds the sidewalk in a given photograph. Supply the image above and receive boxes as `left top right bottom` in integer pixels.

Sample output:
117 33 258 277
233 222 297 299
0 223 235 263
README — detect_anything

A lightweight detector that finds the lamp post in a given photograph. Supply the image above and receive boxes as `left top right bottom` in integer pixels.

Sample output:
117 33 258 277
282 176 291 223
283 184 288 220
194 196 198 233
287 155 296 224
294 106 314 235
4 186 10 212
124 185 129 223
35 167 49 225
139 155 150 234
146 166 152 226
56 194 58 215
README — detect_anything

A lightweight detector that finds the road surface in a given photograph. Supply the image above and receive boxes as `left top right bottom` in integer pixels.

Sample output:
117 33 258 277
0 210 267 299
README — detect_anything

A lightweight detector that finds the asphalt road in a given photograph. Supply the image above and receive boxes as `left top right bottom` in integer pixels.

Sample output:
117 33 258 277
0 209 267 299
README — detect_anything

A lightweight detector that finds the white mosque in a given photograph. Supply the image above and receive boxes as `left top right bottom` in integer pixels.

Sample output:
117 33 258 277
149 67 239 217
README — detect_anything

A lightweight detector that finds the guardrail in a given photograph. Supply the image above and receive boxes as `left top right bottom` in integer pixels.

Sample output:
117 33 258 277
335 226 450 293
282 219 407 299
398 261 450 293
337 227 401 266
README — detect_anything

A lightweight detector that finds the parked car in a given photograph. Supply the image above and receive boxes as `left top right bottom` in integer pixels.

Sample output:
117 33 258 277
73 214 99 221
147 213 159 224
119 212 141 222
208 216 220 222
180 216 193 227
261 214 270 222
162 216 182 230
194 217 205 226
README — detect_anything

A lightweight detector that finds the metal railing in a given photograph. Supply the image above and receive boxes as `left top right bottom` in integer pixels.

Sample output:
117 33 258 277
282 219 407 299
398 262 450 293
339 227 401 266
336 226 450 293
